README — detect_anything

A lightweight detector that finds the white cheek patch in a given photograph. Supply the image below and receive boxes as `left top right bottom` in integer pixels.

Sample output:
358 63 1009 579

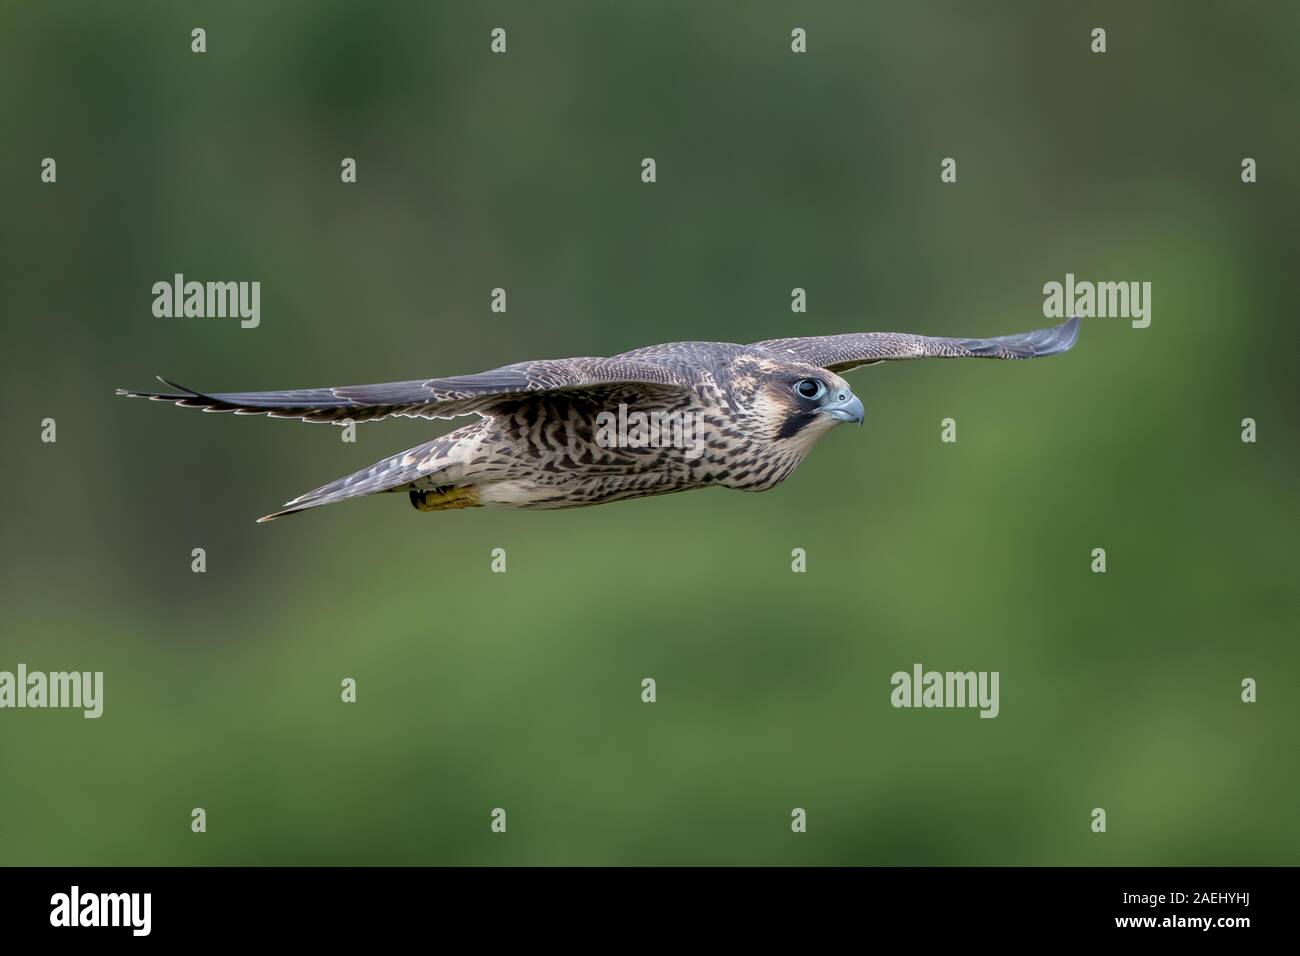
745 390 793 439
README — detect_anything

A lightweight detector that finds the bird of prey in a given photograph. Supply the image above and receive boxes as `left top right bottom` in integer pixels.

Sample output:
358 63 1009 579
118 317 1079 522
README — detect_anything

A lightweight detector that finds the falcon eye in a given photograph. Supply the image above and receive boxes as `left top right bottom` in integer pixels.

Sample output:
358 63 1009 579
794 379 825 400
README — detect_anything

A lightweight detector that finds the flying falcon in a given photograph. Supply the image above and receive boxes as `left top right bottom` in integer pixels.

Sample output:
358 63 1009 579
118 317 1079 522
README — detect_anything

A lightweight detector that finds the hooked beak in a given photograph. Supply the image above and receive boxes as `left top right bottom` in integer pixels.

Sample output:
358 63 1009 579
825 391 864 425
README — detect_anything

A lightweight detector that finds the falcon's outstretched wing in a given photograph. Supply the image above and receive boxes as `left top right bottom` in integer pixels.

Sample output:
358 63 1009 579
116 357 693 423
751 317 1080 373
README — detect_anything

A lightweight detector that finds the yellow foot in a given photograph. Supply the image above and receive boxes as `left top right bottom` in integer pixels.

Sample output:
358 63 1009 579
409 485 482 512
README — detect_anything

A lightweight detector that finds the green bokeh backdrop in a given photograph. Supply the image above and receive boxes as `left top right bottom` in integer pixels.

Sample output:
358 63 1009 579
1 1 1295 865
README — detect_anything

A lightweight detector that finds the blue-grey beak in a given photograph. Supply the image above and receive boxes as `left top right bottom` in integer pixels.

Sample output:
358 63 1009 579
825 391 864 425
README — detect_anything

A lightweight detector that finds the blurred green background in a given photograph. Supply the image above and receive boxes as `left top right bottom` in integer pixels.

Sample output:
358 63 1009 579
1 1 1295 865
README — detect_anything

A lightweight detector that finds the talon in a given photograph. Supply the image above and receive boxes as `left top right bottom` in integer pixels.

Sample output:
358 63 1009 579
409 485 481 512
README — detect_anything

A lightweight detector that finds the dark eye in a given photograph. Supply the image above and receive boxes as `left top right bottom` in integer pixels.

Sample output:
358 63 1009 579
794 379 824 400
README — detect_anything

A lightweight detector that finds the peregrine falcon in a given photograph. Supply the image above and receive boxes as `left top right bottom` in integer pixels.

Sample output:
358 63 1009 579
117 317 1079 522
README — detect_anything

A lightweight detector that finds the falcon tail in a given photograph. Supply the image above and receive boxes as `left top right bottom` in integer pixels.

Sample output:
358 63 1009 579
255 424 483 522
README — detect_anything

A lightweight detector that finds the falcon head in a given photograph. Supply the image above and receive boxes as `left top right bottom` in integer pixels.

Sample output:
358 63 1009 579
750 362 863 448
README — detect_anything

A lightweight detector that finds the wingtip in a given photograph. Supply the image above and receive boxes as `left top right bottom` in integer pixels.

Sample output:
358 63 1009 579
156 375 197 394
1058 315 1081 351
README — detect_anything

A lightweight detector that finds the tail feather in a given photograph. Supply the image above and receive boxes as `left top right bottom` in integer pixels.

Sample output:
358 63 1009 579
256 430 471 522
